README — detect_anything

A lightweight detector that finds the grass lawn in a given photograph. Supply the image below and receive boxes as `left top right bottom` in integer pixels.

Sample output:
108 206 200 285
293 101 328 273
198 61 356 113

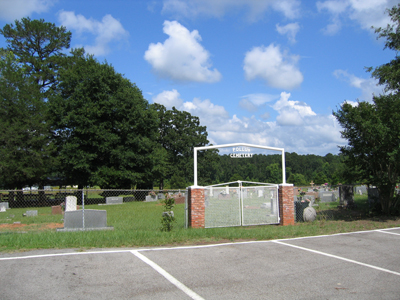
0 194 399 253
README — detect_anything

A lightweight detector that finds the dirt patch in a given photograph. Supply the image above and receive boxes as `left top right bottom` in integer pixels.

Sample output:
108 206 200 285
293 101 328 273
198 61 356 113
0 222 63 231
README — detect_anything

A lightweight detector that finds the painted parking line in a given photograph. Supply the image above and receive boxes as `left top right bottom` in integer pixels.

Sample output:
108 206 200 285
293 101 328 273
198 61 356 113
0 227 399 262
376 229 400 236
131 250 205 300
272 240 400 277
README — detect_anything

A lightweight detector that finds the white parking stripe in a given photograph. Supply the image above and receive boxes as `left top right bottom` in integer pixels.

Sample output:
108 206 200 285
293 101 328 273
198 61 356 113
376 229 400 236
272 240 400 276
130 250 205 300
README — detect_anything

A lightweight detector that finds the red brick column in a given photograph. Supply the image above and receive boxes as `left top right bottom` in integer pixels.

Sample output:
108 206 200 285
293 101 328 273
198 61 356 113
279 184 294 226
187 187 205 228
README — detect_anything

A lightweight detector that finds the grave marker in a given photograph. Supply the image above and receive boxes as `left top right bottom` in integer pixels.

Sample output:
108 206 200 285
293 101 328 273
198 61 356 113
106 197 123 205
65 196 77 211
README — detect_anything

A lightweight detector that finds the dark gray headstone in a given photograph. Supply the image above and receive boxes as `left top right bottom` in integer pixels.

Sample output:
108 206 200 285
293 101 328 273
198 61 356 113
319 191 335 202
58 209 113 231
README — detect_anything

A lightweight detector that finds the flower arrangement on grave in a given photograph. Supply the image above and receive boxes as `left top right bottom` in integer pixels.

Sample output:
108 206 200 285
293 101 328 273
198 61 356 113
297 189 306 201
60 201 65 211
160 193 175 232
149 191 156 197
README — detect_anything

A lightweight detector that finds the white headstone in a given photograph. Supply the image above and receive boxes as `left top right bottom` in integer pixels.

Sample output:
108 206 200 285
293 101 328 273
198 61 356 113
0 206 5 212
65 196 77 211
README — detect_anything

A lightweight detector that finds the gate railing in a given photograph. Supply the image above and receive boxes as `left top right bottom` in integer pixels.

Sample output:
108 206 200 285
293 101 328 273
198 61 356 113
204 181 279 228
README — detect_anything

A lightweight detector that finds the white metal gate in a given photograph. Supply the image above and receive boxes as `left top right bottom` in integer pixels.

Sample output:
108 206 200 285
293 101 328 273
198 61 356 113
204 181 279 228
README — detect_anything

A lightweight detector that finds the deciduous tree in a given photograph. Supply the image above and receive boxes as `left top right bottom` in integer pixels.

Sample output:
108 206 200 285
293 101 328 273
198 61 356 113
49 54 158 189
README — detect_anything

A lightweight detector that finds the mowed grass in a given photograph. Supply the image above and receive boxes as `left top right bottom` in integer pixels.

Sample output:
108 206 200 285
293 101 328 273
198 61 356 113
0 195 399 253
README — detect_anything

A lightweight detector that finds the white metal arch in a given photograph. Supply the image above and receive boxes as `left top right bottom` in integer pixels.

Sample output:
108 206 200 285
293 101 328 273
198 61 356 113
193 143 286 187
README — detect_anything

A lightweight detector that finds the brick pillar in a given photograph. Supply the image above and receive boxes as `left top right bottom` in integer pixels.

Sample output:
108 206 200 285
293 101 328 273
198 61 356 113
279 184 294 226
187 186 205 228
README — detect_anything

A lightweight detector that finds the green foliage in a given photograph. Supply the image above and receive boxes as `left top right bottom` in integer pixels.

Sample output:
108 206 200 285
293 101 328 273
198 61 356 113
334 4 400 215
160 193 175 232
0 17 71 95
334 95 400 214
152 103 211 188
49 54 158 189
368 4 400 92
0 51 55 189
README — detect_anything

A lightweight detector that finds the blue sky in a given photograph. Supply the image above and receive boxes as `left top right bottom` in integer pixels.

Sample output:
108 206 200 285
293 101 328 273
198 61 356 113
0 0 397 156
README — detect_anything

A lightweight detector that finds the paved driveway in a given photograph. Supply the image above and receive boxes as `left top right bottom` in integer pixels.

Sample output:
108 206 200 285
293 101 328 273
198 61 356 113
1 227 400 299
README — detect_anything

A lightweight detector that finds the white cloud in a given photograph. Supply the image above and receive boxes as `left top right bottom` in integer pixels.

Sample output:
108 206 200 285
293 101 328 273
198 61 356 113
162 0 300 21
165 89 344 155
333 69 384 102
243 44 303 89
58 11 129 56
239 93 279 113
276 22 300 43
317 0 399 35
0 0 55 21
144 20 221 83
273 92 316 126
152 89 183 109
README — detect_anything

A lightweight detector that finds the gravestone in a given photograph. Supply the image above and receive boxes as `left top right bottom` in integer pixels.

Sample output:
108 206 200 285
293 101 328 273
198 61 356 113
158 193 165 200
65 196 77 211
318 191 336 202
355 185 367 195
0 202 9 210
57 209 113 231
145 195 157 202
106 197 123 205
51 205 63 215
25 210 38 217
0 206 5 212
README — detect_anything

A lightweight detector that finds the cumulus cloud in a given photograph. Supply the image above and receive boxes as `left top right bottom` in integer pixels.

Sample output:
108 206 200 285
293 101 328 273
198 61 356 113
58 11 129 56
317 0 399 35
144 20 221 83
162 0 300 21
243 44 303 89
152 89 183 109
164 89 344 155
276 22 300 43
239 93 278 113
333 69 384 102
0 0 54 21
273 92 316 126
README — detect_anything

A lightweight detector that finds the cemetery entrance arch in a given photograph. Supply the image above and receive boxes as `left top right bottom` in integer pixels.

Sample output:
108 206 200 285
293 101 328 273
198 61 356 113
204 181 279 228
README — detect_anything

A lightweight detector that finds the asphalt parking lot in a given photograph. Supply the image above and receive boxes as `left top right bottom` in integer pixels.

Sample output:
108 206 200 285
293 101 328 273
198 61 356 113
1 227 400 299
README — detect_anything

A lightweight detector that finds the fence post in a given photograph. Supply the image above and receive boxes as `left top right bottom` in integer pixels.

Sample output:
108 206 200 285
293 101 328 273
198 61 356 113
279 184 295 226
187 186 205 228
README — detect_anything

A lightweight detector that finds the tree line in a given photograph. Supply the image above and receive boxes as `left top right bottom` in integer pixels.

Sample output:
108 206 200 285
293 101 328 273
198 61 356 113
0 18 210 190
2 4 400 216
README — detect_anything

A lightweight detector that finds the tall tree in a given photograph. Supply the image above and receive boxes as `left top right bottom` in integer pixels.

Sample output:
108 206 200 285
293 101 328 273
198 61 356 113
0 51 54 189
334 4 400 214
49 54 158 189
0 17 71 95
152 103 210 187
334 95 400 214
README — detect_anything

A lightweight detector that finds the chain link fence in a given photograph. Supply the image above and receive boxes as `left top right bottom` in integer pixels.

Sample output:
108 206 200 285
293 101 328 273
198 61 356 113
0 188 187 232
0 188 186 208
